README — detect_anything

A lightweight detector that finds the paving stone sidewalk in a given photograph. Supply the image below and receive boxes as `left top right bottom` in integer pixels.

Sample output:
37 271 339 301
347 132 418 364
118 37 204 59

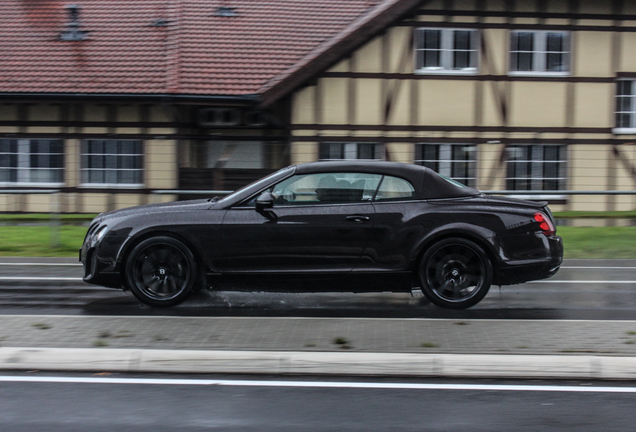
2 315 636 357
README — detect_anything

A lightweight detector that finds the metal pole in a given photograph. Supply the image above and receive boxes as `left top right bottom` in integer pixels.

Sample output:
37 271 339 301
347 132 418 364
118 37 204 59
50 192 61 249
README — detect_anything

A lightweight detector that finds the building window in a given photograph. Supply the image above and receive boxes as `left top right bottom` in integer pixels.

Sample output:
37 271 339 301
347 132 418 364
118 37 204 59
0 139 64 184
615 79 636 133
319 143 383 160
415 144 477 187
506 145 567 191
510 31 570 75
415 28 478 74
81 139 143 185
205 141 266 169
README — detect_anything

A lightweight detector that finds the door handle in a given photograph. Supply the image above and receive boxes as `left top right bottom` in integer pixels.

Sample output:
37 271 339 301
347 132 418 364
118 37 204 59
346 215 370 222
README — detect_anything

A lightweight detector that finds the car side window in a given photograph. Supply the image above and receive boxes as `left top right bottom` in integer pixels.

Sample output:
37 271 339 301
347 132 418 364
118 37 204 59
374 176 415 201
270 172 382 205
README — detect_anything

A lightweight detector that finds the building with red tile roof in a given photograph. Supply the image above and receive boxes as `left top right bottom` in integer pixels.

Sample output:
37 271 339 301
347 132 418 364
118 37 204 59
1 0 635 216
0 0 385 97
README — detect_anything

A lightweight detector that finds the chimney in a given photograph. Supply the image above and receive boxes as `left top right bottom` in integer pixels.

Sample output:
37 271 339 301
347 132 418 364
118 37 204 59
60 4 88 41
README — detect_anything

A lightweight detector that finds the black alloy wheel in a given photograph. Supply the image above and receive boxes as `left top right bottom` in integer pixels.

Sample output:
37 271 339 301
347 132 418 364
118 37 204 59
419 238 492 309
125 236 198 307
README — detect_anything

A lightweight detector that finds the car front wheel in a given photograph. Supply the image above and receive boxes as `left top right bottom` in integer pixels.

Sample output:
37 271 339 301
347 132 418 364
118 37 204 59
125 236 197 307
419 238 492 309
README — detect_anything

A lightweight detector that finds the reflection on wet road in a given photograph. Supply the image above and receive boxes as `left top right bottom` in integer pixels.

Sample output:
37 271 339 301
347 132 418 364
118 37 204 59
1 259 636 320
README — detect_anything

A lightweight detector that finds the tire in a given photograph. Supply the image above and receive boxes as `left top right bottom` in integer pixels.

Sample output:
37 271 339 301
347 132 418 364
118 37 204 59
125 236 198 307
419 238 492 309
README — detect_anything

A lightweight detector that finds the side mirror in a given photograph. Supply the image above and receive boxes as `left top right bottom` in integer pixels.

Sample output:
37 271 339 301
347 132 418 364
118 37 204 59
255 191 274 210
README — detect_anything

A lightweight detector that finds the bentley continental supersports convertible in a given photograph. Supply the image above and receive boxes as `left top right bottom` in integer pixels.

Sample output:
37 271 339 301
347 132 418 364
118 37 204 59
80 161 563 309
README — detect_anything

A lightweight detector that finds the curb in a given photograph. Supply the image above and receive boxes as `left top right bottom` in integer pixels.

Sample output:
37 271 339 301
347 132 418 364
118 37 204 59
2 347 636 379
0 278 86 287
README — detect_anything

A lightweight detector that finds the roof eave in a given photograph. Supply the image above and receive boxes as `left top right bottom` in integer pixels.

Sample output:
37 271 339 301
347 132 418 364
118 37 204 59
0 93 261 105
258 0 427 108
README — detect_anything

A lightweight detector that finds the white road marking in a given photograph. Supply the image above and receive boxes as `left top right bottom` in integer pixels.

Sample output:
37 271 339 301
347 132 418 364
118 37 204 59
1 376 636 393
561 266 636 270
0 263 81 266
0 277 82 281
532 280 636 284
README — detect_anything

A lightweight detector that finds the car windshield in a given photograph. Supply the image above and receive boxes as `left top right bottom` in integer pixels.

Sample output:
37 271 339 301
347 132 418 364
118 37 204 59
216 166 295 204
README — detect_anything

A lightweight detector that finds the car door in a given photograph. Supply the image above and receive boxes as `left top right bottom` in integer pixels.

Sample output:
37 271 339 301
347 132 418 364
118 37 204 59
219 172 382 274
362 174 428 271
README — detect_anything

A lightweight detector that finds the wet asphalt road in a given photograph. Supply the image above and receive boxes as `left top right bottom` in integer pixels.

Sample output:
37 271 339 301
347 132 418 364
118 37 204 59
0 259 635 320
2 373 636 432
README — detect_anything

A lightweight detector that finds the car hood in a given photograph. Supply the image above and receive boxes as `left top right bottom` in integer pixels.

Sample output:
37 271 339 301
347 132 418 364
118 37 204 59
97 199 215 222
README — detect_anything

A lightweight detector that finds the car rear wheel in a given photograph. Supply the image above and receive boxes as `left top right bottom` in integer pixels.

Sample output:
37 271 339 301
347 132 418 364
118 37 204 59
419 238 492 309
125 236 197 307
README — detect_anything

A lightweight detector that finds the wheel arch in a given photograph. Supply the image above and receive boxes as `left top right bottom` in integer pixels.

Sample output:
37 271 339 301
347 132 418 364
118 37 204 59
118 229 206 289
410 226 499 282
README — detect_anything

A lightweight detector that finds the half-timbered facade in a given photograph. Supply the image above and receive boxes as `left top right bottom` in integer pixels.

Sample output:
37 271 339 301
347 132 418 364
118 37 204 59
1 0 636 213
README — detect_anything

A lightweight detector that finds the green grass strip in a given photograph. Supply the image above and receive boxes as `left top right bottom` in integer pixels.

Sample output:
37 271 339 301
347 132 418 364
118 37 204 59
0 226 87 257
557 226 636 259
553 211 636 219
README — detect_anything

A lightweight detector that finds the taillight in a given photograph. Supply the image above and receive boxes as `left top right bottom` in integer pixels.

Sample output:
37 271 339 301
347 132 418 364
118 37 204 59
534 212 555 236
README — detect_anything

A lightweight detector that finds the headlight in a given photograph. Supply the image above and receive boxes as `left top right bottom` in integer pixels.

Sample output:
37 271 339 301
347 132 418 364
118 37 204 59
94 225 109 242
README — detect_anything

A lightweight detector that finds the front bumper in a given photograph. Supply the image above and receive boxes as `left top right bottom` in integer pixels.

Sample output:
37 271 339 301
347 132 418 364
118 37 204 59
80 232 129 289
494 235 563 285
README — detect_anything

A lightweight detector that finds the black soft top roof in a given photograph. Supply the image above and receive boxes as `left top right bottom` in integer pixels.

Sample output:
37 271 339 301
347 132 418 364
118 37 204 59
296 160 480 200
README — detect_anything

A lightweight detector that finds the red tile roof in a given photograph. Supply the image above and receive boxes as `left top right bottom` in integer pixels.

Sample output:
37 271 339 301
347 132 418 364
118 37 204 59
0 0 384 96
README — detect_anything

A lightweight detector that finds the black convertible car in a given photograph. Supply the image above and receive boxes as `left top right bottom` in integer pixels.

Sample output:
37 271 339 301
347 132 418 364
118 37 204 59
80 161 562 309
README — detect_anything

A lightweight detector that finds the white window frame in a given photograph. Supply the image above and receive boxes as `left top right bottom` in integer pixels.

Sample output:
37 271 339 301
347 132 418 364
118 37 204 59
0 138 65 187
614 79 636 134
414 28 479 75
509 30 570 76
80 139 144 188
414 143 477 188
319 142 385 161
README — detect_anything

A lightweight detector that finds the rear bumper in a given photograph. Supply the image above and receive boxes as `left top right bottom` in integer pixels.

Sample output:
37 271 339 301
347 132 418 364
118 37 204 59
494 235 563 285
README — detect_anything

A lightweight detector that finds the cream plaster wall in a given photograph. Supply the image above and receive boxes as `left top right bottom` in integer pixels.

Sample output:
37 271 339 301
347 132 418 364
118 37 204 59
321 78 348 125
510 82 567 127
573 32 613 77
387 143 414 163
387 27 413 73
568 145 611 193
292 87 316 125
65 139 79 188
291 142 318 164
619 32 636 72
481 29 509 75
418 80 476 126
386 80 412 126
355 79 382 125
145 139 177 189
573 83 613 128
353 37 382 73
477 143 507 191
